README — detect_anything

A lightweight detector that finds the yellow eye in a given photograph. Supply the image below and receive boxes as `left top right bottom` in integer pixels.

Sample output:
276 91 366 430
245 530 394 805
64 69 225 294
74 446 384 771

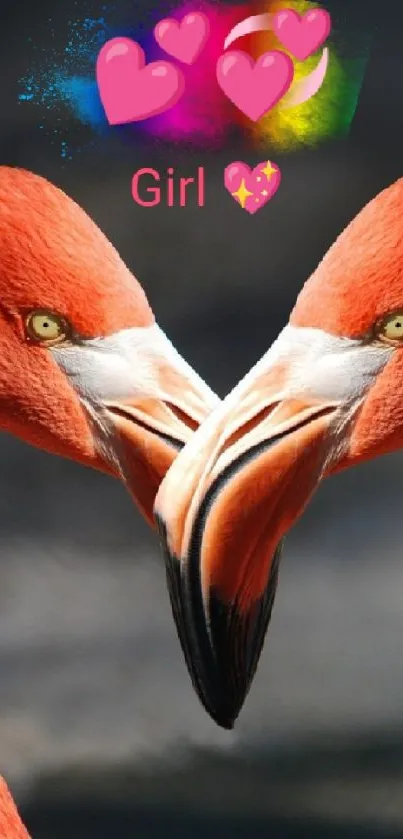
26 310 69 345
377 312 403 344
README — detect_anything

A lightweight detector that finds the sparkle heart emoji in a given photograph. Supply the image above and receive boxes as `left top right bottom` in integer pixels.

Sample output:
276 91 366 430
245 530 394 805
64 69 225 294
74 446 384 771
96 37 185 125
273 8 331 62
154 12 210 65
224 160 282 215
216 50 294 122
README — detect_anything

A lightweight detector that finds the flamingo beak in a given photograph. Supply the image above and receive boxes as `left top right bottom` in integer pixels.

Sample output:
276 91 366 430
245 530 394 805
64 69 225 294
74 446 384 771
154 325 392 728
104 378 213 526
51 323 218 525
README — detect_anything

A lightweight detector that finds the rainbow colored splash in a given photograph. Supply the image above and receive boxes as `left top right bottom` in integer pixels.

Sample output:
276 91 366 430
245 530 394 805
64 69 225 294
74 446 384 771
19 0 371 156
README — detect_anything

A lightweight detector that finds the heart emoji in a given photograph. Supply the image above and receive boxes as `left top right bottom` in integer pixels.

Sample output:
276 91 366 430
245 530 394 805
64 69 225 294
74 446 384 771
216 50 294 122
273 9 331 62
224 160 281 215
96 37 185 125
154 12 210 65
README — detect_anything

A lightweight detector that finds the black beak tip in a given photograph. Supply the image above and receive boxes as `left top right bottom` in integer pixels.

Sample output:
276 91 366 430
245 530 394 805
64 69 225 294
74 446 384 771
156 513 280 731
155 513 241 729
209 710 237 731
214 719 236 731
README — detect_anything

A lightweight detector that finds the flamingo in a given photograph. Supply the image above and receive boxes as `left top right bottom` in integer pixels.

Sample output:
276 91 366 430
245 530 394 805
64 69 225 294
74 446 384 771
0 777 30 838
155 177 403 729
0 165 220 831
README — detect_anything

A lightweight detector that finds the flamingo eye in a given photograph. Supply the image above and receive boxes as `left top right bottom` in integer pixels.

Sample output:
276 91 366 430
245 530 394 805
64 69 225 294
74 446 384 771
26 310 70 346
377 312 403 345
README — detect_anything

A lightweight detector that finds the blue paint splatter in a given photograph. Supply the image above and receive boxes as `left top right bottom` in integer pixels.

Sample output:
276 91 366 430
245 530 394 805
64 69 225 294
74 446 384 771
18 13 111 156
53 75 104 128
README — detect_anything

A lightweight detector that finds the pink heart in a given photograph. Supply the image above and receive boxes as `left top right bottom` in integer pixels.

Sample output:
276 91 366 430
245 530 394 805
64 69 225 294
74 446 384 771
154 12 210 65
96 37 185 125
216 50 294 122
224 160 281 215
273 9 331 62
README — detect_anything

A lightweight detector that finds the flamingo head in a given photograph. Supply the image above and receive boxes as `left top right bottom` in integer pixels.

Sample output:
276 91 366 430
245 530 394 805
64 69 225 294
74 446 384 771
155 177 403 727
0 167 217 524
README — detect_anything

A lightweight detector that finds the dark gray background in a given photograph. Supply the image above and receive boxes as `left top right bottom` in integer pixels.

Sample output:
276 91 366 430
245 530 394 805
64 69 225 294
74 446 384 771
1 1 403 837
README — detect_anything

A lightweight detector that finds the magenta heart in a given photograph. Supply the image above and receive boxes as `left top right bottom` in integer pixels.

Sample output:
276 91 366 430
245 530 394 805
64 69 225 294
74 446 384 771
273 8 331 61
154 12 210 65
224 160 282 215
216 50 294 122
96 37 185 125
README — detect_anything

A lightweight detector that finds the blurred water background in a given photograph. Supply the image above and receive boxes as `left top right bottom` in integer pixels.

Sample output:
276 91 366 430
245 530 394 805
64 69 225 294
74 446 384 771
1 0 403 835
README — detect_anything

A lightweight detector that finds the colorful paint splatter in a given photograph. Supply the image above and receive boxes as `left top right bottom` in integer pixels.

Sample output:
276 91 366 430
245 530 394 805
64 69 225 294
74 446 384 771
19 0 371 158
